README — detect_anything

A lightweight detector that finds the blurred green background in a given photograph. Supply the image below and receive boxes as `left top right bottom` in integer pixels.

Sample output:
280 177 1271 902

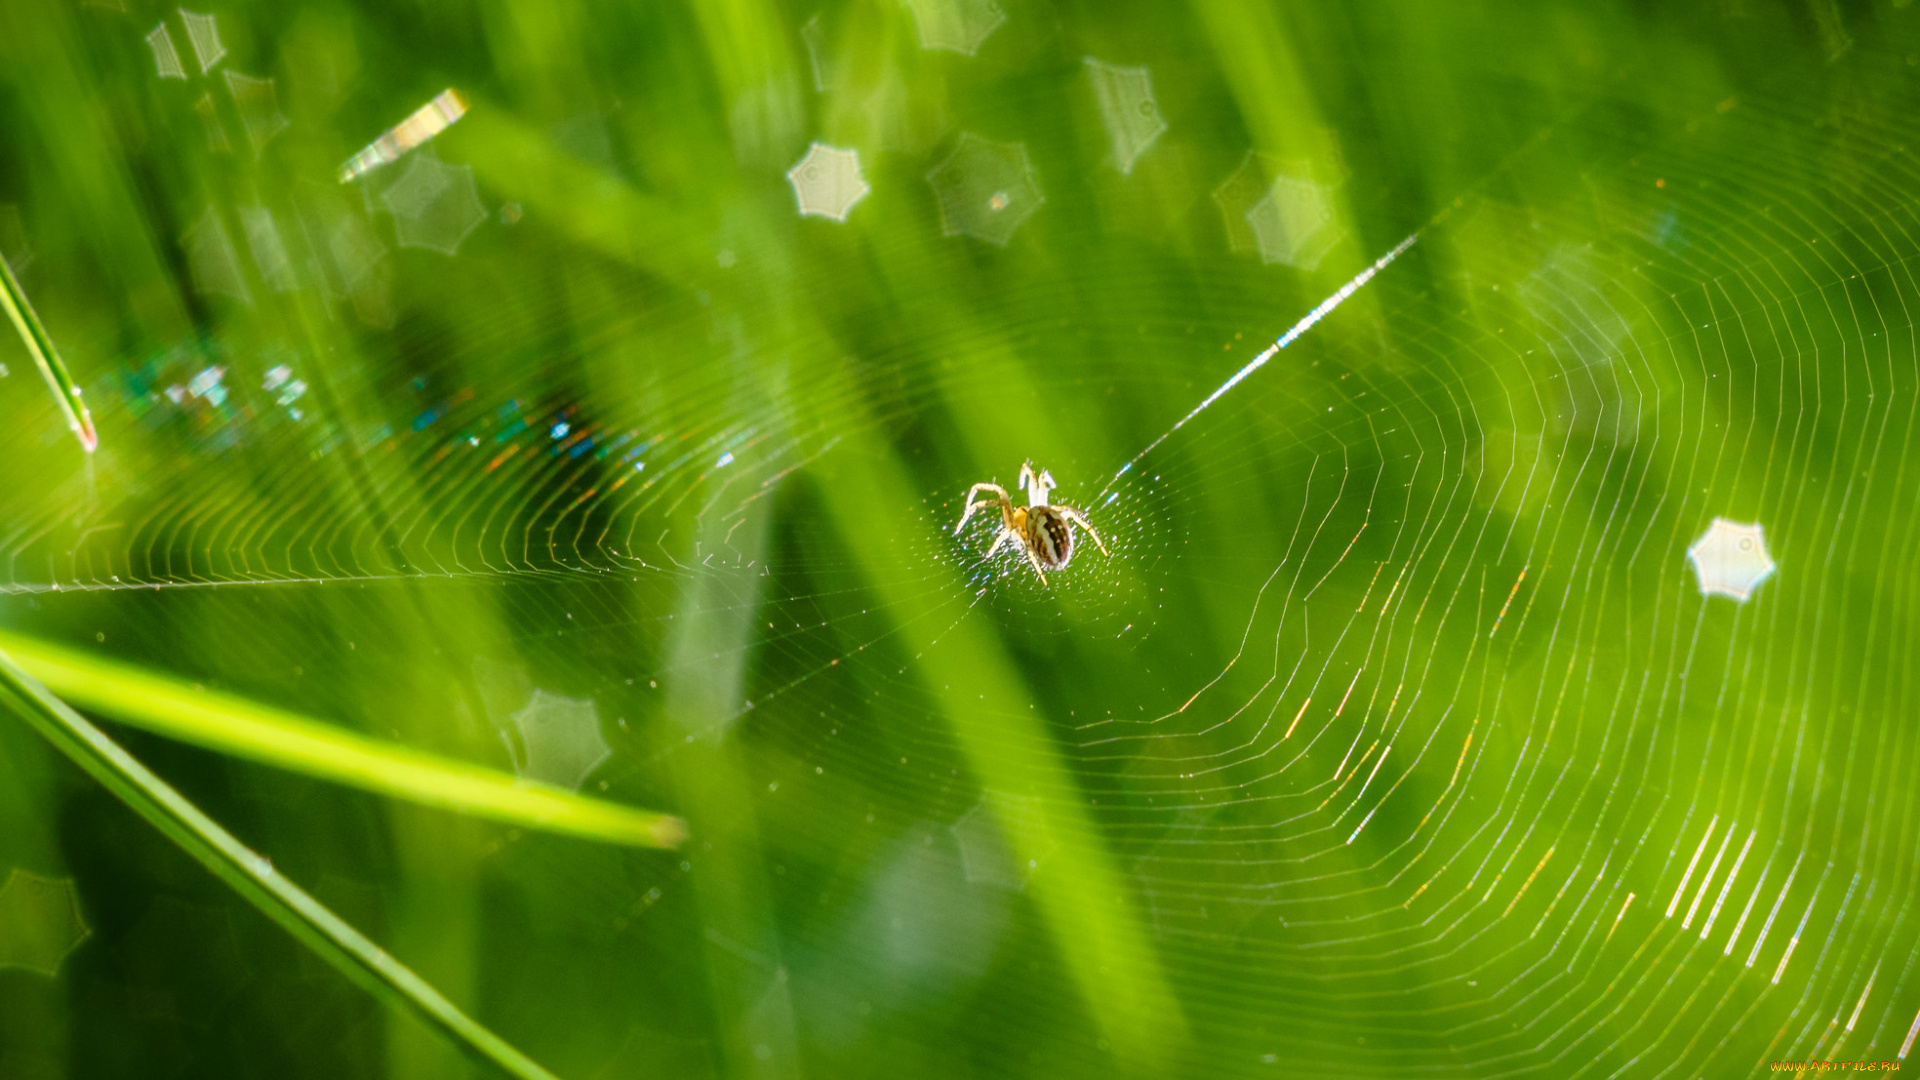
2 0 1919 1076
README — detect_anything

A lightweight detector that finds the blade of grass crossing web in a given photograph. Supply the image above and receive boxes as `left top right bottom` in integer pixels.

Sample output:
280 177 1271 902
0 645 562 1080
0 630 685 849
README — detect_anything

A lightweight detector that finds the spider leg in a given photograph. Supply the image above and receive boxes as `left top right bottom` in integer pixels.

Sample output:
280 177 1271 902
984 526 1013 558
1020 538 1050 586
955 483 1011 535
1057 507 1110 556
1018 462 1055 506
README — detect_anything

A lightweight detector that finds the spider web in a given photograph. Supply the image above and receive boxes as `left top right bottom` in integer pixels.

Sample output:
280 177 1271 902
2 13 1918 1080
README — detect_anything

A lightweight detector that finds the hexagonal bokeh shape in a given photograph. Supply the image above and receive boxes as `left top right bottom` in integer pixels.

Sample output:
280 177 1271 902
505 688 611 790
926 132 1044 246
224 70 290 155
0 869 90 976
380 154 488 256
1245 174 1341 270
183 205 250 303
1084 57 1167 175
146 23 186 80
787 142 871 222
903 0 1005 55
1213 152 1346 269
1686 517 1776 602
179 8 225 73
950 793 1055 892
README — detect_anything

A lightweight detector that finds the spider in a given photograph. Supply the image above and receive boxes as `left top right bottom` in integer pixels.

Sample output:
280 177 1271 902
954 461 1109 585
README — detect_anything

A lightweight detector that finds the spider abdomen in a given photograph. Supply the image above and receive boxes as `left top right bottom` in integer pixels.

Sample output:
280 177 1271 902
1028 507 1074 568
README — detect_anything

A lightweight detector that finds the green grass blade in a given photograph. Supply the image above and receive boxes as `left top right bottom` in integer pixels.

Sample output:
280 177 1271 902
0 644 561 1080
810 433 1190 1072
0 631 685 849
0 251 96 453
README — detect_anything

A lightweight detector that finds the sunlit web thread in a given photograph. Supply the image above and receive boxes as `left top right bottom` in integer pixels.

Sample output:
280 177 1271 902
1098 231 1418 499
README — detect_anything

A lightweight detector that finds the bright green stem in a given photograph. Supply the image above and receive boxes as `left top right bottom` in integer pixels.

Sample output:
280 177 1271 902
0 630 685 849
0 252 96 453
0 644 560 1080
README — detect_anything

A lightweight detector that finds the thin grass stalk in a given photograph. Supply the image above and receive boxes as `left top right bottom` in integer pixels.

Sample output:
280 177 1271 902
0 644 562 1080
0 630 685 849
0 251 95 453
